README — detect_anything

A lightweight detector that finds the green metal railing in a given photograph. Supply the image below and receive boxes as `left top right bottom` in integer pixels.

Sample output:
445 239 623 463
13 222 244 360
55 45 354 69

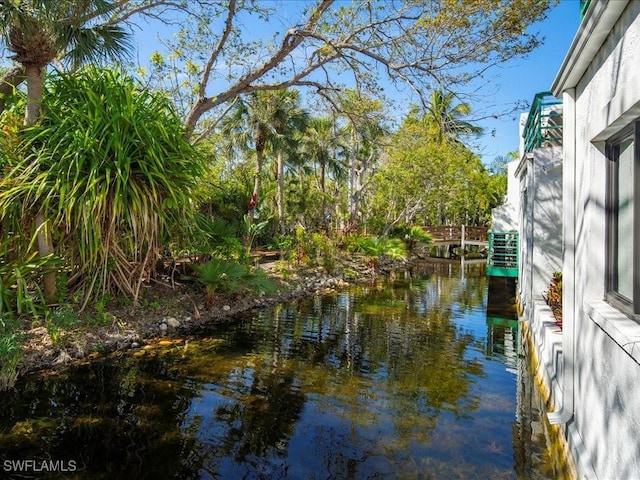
523 92 562 154
487 232 519 278
580 0 591 19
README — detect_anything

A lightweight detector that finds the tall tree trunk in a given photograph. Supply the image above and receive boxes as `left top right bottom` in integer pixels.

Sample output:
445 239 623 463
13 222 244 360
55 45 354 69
276 151 285 234
35 213 56 304
348 156 362 229
24 65 43 127
347 151 355 229
26 65 57 303
253 148 263 211
246 146 264 245
320 161 328 232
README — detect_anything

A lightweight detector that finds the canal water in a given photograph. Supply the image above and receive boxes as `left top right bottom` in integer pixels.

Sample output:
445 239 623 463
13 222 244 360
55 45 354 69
0 262 571 479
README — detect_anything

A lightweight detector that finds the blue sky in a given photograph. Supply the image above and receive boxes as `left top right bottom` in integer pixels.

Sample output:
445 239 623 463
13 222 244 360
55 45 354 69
474 0 580 162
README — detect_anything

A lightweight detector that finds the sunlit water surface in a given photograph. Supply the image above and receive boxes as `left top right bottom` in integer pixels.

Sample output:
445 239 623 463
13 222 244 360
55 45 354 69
0 262 571 479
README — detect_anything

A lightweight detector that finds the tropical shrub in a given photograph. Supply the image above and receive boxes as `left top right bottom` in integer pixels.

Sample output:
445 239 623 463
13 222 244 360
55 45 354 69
0 67 204 308
344 234 407 260
311 232 337 273
407 226 433 245
388 225 433 250
0 253 51 319
195 257 277 307
171 214 242 259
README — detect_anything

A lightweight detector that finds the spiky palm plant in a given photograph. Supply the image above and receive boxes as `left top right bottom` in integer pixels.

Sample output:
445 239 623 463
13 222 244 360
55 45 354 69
0 67 203 309
195 258 249 307
0 0 132 303
195 257 277 308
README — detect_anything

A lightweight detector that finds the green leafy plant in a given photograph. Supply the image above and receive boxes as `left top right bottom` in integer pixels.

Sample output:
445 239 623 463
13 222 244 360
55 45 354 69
272 234 296 262
293 226 312 265
380 237 408 260
404 226 433 250
196 258 248 298
243 215 270 257
311 232 337 273
173 214 242 259
247 268 278 296
92 342 109 354
0 67 204 309
0 249 56 319
195 257 277 307
45 305 79 346
345 234 407 260
0 332 22 391
46 322 61 346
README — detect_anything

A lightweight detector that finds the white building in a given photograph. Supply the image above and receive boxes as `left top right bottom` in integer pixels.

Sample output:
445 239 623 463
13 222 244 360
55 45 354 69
514 95 563 321
490 93 563 307
528 1 640 478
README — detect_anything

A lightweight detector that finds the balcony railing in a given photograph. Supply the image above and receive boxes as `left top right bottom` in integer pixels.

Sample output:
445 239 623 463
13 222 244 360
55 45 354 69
580 0 591 19
487 232 519 278
522 91 562 154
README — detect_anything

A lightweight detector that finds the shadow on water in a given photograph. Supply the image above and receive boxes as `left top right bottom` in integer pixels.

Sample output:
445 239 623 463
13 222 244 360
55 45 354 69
0 261 572 479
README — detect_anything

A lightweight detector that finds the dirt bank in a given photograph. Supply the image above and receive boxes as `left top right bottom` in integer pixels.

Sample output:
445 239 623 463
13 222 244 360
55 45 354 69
15 255 414 384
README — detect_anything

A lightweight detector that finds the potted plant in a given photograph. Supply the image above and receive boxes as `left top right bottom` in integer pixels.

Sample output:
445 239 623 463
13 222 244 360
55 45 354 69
544 271 563 327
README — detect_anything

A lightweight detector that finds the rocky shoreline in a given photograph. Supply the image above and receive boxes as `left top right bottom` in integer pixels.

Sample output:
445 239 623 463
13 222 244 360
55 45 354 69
16 254 415 384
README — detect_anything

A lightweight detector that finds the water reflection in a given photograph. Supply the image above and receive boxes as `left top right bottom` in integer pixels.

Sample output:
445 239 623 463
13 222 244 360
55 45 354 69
486 276 519 370
0 262 570 479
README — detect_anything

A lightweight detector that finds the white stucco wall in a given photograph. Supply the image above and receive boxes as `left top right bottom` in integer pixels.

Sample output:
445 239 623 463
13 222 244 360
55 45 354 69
490 161 520 232
556 2 640 479
490 204 516 232
530 148 563 301
518 113 527 160
516 147 562 318
505 160 520 208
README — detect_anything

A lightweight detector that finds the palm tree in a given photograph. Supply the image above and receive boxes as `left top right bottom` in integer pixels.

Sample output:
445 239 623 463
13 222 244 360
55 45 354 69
269 90 308 234
0 0 132 302
0 68 202 307
221 89 308 235
0 0 132 126
300 116 346 231
424 90 483 144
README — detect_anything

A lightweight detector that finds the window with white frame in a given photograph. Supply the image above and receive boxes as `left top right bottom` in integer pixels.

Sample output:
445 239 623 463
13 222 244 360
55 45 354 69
606 120 640 318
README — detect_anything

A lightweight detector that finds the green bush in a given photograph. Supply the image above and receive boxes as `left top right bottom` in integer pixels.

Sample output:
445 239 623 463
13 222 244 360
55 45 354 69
0 67 204 307
0 332 22 391
172 214 242 259
195 257 277 307
344 234 407 260
388 225 433 249
311 233 337 273
407 226 433 244
0 250 56 319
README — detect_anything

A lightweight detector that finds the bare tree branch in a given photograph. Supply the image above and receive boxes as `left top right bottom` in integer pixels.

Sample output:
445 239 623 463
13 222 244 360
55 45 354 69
168 0 553 139
183 0 335 138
